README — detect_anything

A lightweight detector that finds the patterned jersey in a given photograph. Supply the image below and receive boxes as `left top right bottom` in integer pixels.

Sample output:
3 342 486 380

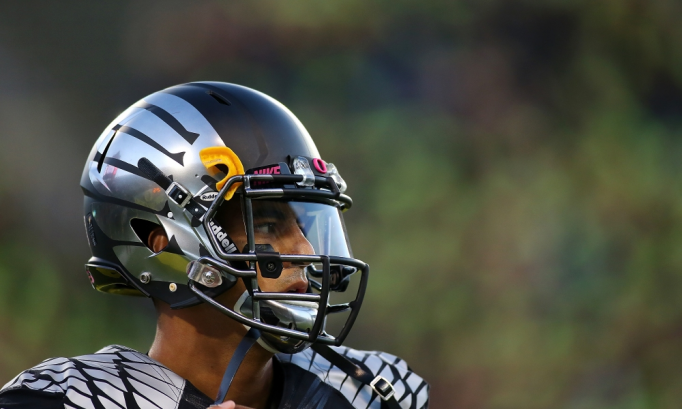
0 345 429 409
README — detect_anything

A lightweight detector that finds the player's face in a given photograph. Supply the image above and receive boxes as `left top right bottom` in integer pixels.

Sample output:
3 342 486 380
216 199 312 293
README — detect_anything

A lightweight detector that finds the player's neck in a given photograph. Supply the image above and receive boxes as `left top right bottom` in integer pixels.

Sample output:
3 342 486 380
148 299 274 409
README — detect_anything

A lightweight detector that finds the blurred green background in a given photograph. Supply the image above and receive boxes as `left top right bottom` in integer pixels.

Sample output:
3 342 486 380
2 1 682 407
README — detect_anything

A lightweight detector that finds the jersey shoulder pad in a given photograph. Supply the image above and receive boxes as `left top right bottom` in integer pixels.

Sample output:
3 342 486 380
277 346 429 409
0 345 186 409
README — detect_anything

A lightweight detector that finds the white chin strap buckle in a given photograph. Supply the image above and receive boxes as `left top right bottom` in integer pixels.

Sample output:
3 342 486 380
370 376 395 401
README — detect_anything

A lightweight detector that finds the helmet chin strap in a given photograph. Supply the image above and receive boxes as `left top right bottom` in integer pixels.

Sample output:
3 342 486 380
233 291 280 354
214 327 262 405
214 287 306 405
214 298 402 408
215 288 400 407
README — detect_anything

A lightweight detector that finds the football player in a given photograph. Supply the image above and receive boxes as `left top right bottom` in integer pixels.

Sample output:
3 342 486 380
0 82 429 408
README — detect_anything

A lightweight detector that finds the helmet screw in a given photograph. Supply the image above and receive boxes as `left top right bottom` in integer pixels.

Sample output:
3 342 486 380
266 262 276 272
139 272 152 284
169 283 177 292
203 270 217 285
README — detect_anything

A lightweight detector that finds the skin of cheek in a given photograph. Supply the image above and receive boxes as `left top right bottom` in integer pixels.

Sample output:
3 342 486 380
214 279 248 309
257 230 313 293
226 232 312 294
214 233 302 294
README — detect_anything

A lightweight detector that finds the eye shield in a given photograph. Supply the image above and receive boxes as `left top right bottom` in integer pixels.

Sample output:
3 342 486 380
188 171 368 352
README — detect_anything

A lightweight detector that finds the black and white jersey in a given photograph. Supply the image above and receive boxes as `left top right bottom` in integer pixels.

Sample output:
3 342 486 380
0 345 429 409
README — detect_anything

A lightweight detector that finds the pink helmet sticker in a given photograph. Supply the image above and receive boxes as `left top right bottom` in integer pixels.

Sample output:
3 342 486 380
313 158 328 174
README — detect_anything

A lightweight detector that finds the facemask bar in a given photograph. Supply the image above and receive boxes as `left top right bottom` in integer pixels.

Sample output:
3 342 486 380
189 173 368 346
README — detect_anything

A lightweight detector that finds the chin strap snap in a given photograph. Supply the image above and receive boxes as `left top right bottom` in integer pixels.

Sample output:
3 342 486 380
311 344 402 409
138 157 207 221
214 327 262 405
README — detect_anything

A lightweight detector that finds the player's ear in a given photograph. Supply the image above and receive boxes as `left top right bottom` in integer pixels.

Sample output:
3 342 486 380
147 226 169 253
131 219 169 253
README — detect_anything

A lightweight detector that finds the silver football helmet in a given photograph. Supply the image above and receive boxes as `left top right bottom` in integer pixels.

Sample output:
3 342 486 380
81 82 368 353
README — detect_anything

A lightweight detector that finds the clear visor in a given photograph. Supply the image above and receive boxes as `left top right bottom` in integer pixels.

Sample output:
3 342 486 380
201 197 364 349
250 200 352 258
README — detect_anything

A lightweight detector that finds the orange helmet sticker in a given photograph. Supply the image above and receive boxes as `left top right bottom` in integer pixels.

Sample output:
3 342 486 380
199 147 245 200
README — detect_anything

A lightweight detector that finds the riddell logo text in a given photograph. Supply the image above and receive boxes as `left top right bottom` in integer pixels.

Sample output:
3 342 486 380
208 220 237 253
200 192 218 201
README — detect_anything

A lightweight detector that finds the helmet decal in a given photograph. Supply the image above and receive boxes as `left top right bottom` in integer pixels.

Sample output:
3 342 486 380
250 164 282 175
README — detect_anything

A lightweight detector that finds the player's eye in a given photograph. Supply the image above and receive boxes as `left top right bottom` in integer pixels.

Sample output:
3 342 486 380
254 221 278 235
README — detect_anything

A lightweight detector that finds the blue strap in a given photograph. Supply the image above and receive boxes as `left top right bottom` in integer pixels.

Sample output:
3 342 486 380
214 327 262 405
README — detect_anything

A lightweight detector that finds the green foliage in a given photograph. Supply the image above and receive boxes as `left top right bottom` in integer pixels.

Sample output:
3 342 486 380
0 242 155 378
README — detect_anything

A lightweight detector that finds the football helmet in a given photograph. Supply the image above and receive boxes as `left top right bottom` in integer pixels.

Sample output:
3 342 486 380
81 82 368 354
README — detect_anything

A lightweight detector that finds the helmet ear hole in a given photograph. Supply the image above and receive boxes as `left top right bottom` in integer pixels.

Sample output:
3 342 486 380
131 218 168 253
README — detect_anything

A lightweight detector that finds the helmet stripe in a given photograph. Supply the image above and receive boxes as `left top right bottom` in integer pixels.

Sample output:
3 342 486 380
84 188 173 219
113 124 185 166
135 101 200 145
102 157 149 180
